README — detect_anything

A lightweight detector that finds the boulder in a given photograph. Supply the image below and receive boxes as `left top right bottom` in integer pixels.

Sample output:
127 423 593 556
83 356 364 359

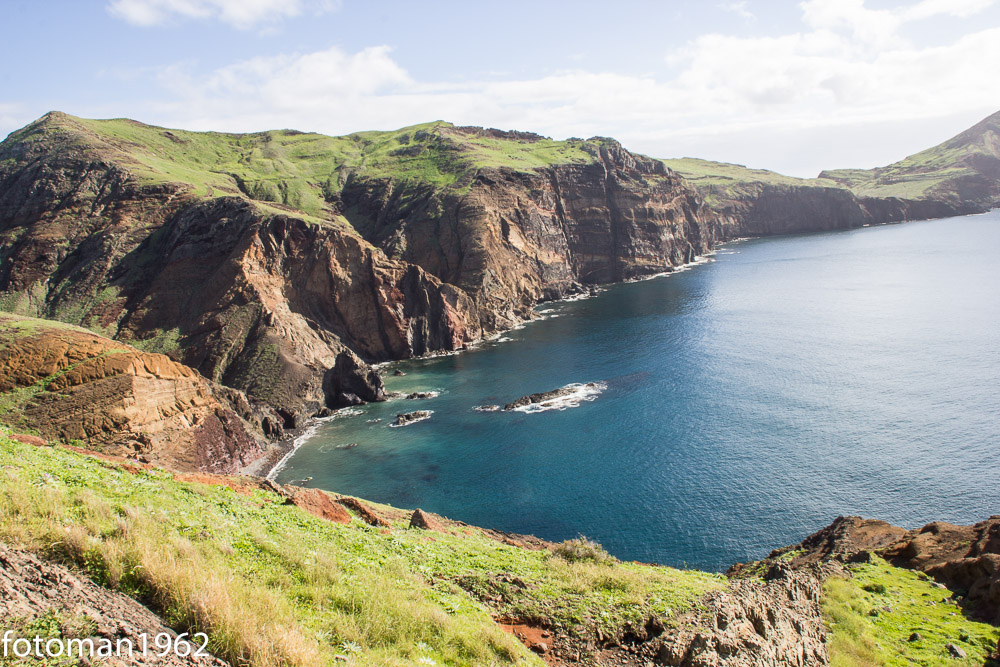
322 351 387 408
409 508 444 531
393 411 432 426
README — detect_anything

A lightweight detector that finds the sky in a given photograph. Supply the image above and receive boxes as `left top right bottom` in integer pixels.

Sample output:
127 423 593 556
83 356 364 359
1 0 998 177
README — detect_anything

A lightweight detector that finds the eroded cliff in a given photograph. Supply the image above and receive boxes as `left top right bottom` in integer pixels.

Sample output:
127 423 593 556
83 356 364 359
0 314 266 472
0 114 722 430
664 159 985 237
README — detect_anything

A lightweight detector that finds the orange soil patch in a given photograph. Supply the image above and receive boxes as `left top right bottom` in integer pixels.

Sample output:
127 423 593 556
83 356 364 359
498 621 555 660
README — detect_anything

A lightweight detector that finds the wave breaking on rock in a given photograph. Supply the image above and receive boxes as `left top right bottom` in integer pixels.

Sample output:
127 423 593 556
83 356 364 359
504 382 607 413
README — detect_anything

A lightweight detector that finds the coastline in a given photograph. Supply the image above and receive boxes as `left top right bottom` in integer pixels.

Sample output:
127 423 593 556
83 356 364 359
250 248 726 481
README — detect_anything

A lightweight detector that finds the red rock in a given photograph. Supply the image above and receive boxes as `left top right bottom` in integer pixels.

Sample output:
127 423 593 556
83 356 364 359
410 508 445 531
288 487 352 524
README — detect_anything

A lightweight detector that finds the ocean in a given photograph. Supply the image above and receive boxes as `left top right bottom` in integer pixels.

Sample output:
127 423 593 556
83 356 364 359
274 213 1000 571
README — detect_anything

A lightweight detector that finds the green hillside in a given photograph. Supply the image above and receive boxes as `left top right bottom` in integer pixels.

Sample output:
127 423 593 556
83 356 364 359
0 432 723 667
664 110 1000 205
661 157 833 189
0 112 603 224
821 110 1000 199
661 157 840 206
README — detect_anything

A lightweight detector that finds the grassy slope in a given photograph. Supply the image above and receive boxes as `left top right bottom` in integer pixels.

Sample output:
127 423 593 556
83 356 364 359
821 111 1000 199
0 433 722 667
823 557 999 667
667 110 1000 202
819 146 975 199
661 158 833 189
1 113 600 223
6 110 998 225
660 157 842 208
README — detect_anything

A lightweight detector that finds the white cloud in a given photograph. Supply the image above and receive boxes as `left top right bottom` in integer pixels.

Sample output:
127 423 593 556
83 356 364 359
903 0 995 20
102 0 1000 176
722 1 754 20
800 0 995 46
107 0 339 29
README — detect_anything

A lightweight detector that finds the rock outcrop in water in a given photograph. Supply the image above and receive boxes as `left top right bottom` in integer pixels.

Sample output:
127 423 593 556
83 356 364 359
503 383 602 411
393 410 432 426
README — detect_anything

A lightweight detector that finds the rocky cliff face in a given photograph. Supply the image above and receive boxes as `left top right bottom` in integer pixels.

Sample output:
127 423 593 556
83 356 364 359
1 112 995 457
731 515 1000 627
0 314 266 473
0 114 722 430
343 134 729 330
700 183 983 237
656 567 829 667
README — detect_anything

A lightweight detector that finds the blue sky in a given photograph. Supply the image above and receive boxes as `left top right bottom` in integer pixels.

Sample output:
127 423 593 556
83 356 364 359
2 0 998 176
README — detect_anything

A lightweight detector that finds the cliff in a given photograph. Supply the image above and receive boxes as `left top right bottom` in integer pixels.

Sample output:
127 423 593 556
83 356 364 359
2 110 999 457
0 313 267 473
665 110 1000 236
0 114 723 431
663 158 984 237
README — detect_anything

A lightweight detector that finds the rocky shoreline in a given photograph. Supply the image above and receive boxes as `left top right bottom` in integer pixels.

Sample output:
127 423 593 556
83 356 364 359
244 254 708 481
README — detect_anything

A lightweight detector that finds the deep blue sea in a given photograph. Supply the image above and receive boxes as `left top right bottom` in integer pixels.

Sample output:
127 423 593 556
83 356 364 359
274 213 1000 571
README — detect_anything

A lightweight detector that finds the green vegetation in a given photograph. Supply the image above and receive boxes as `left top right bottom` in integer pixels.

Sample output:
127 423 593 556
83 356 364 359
1 113 602 225
662 158 834 189
822 557 999 667
0 609 95 667
551 536 617 565
821 157 973 199
661 157 843 207
0 434 724 667
665 109 1000 202
128 326 183 356
821 112 1000 199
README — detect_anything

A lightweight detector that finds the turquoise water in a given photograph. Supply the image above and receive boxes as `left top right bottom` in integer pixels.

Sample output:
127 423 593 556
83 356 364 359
275 214 1000 571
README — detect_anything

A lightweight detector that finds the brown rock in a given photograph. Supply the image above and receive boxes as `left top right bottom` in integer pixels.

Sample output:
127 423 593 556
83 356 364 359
882 516 1000 624
288 487 351 524
530 641 548 654
335 497 391 528
0 315 265 474
409 508 444 531
7 433 47 446
728 515 907 577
